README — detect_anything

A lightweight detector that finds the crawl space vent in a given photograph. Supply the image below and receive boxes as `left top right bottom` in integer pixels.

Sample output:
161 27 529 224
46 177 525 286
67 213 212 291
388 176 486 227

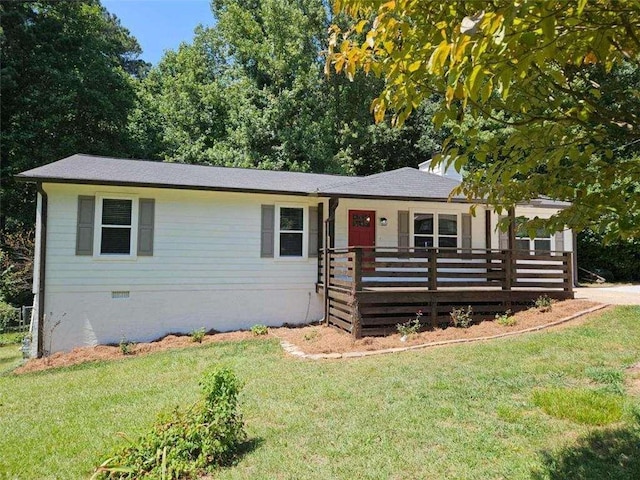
111 291 130 299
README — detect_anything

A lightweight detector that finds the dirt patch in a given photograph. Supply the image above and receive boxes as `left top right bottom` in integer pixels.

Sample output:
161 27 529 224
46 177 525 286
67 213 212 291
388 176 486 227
14 330 254 374
271 300 603 355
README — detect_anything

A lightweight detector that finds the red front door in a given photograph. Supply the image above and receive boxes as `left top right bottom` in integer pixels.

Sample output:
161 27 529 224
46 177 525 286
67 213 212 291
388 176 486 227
348 210 376 247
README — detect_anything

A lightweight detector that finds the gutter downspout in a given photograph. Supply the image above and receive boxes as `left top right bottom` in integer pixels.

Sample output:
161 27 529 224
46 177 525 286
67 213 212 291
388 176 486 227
35 183 47 358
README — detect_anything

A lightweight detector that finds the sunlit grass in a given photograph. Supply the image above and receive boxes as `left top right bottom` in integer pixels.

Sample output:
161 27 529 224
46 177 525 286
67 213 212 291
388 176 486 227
532 387 625 425
0 306 639 479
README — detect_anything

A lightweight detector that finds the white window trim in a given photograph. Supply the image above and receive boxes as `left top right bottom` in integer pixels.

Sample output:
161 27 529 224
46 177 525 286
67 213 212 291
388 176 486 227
275 204 308 260
410 210 460 248
93 194 139 260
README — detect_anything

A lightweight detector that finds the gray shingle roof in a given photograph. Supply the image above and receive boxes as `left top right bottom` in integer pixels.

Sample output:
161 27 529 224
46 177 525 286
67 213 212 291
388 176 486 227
318 167 464 200
17 154 352 195
17 154 465 201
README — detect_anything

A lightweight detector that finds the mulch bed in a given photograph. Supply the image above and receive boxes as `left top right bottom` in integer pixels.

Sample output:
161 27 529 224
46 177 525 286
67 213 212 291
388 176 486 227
13 299 602 374
271 299 603 355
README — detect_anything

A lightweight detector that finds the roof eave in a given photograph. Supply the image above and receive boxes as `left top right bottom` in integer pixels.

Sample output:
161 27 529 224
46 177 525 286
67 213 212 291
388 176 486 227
15 176 316 198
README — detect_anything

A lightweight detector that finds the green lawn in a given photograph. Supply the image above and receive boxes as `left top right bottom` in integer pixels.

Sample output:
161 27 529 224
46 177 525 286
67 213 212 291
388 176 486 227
1 307 640 479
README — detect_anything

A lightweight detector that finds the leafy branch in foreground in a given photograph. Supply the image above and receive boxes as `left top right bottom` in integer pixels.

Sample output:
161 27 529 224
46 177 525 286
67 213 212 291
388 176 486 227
328 1 640 239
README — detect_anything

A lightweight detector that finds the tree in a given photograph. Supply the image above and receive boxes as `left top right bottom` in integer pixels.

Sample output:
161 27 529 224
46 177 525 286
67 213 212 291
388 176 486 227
0 1 146 230
328 0 640 239
131 0 442 175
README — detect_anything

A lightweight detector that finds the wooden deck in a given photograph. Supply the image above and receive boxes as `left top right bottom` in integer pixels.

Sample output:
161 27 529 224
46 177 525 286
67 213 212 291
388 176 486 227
318 247 574 337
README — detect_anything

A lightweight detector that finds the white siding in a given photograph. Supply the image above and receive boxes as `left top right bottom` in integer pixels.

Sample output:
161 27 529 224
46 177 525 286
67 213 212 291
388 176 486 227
41 183 324 353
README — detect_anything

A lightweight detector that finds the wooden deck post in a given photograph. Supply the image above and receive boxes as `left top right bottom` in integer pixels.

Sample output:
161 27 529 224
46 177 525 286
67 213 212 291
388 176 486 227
503 249 513 291
352 247 363 293
351 248 363 338
429 248 438 291
323 245 330 326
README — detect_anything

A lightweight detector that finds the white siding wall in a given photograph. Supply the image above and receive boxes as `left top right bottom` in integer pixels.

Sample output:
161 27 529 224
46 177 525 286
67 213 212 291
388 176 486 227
41 183 325 353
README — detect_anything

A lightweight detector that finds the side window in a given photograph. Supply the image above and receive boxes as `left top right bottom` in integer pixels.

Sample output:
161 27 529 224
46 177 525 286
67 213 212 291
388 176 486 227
99 198 133 255
414 213 434 247
76 195 154 257
277 206 305 257
413 213 458 248
515 219 551 255
438 214 458 247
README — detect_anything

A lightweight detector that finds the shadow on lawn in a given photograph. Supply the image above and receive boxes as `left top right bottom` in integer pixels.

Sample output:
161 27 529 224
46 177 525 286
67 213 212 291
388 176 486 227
532 424 640 479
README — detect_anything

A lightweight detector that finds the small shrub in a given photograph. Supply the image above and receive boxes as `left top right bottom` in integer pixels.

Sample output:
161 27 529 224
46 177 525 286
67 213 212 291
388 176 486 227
495 309 516 327
532 387 624 425
95 367 246 479
450 306 473 328
191 327 206 343
0 300 17 332
119 336 134 356
0 331 25 347
535 294 553 312
251 324 268 336
303 330 319 342
397 311 422 338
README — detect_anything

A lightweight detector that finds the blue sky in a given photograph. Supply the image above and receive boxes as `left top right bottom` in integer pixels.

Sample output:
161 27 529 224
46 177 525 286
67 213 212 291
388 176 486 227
102 0 215 65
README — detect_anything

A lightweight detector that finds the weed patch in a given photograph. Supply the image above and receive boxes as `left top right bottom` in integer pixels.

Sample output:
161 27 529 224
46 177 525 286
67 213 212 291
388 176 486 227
94 367 246 479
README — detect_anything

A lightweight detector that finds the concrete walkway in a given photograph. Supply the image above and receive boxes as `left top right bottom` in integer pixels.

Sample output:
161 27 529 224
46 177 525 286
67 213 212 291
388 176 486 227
574 285 640 305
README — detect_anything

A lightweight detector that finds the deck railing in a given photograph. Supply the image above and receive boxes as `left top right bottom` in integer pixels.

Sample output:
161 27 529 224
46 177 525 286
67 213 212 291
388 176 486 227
319 246 573 293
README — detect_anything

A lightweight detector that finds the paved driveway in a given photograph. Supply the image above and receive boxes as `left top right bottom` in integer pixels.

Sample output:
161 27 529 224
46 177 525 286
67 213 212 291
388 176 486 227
574 285 640 305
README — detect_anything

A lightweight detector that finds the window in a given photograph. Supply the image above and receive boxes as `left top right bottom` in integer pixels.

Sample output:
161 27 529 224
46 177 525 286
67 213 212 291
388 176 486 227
277 206 305 257
98 197 135 255
515 222 551 255
413 213 458 248
438 214 458 247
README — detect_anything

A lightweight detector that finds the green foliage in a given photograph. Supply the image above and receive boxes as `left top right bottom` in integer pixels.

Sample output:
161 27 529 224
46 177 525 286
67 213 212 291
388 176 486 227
0 301 18 332
127 0 437 177
191 328 206 343
535 295 553 313
0 229 34 306
578 230 640 282
495 309 515 327
532 388 624 425
397 311 422 338
95 367 246 479
450 306 473 328
0 331 25 347
0 1 146 230
119 337 134 356
329 1 640 239
250 324 268 336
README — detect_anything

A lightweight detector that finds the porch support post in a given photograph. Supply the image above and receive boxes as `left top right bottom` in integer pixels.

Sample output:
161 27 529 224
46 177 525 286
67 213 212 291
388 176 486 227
323 221 330 325
328 197 339 249
324 197 340 326
507 207 516 251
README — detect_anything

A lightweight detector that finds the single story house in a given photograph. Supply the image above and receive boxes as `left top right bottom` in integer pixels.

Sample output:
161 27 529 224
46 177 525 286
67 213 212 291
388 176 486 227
17 154 575 356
